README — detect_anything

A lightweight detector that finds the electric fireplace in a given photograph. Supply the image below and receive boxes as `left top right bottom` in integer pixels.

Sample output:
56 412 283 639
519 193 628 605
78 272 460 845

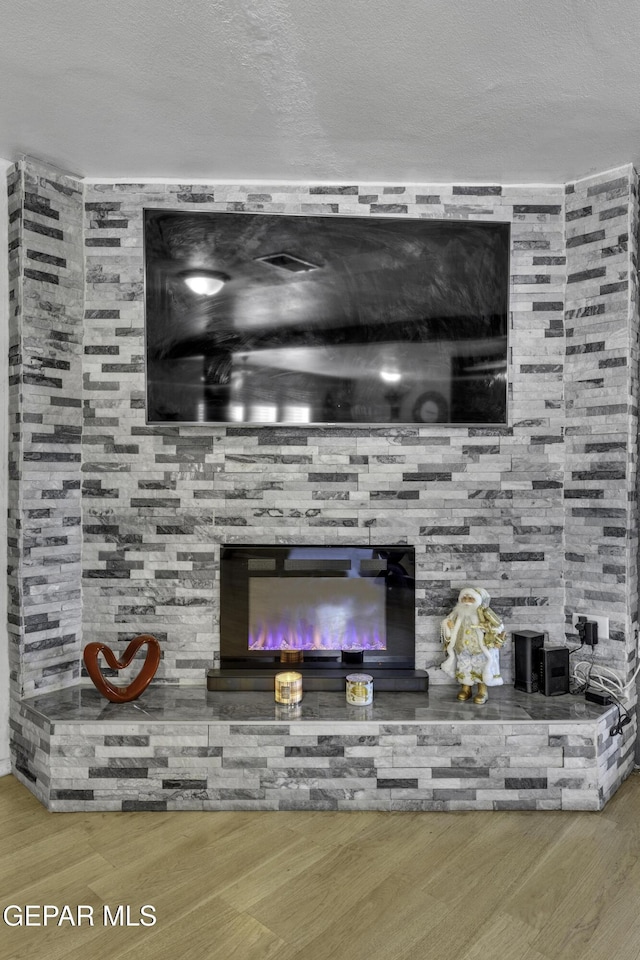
207 544 428 691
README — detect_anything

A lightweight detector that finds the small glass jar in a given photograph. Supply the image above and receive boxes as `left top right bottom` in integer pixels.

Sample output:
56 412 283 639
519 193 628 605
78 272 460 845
346 673 374 706
274 671 303 705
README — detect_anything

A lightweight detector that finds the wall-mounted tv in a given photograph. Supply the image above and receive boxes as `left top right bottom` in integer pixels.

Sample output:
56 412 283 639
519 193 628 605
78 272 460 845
144 209 510 425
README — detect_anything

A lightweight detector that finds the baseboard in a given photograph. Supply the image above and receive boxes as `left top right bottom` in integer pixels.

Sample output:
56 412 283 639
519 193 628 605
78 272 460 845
0 758 11 777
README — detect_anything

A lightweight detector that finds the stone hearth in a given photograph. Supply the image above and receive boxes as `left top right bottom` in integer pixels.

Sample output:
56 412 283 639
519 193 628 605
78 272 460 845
13 685 625 812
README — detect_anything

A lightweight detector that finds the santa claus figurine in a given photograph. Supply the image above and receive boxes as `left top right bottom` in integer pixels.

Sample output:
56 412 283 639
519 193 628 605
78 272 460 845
440 585 506 704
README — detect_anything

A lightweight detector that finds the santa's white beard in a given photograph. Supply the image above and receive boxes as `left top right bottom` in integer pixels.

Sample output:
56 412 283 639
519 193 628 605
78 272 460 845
454 602 480 625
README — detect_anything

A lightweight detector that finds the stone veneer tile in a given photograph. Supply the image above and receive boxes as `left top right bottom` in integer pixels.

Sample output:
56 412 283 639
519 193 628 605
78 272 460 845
72 179 569 690
7 159 639 810
10 689 632 812
563 165 639 706
8 160 84 704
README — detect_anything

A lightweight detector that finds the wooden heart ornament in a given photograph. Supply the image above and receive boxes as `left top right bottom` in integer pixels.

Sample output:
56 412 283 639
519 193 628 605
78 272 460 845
83 635 161 703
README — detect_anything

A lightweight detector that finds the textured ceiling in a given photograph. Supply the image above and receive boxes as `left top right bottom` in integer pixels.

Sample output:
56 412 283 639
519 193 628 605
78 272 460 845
2 0 640 183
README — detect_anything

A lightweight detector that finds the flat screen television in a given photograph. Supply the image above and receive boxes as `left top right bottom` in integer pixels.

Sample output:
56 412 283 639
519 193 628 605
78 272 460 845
144 209 510 425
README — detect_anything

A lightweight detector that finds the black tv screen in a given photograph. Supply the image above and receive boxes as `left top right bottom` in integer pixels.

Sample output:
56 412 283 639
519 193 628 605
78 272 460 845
144 209 509 425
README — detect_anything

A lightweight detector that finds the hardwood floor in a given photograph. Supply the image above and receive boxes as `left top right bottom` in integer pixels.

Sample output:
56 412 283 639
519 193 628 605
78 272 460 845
1 772 639 960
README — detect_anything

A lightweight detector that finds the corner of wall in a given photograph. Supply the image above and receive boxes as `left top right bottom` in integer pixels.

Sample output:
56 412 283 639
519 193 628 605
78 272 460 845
7 157 85 715
563 164 639 777
0 158 13 773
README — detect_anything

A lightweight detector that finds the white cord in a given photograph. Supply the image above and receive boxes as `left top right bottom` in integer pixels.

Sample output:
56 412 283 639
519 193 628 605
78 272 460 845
571 659 640 701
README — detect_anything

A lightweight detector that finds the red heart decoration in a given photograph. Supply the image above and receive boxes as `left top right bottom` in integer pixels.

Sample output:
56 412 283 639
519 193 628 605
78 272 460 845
83 635 161 703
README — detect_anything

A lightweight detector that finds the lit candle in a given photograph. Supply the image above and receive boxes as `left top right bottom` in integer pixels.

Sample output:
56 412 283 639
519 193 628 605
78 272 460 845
274 671 303 705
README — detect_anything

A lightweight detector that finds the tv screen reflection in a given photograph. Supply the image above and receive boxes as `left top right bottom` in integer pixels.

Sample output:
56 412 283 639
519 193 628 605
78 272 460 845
144 210 509 425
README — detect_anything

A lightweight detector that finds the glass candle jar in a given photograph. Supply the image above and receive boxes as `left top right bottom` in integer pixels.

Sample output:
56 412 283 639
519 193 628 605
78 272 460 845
346 673 374 706
274 671 303 705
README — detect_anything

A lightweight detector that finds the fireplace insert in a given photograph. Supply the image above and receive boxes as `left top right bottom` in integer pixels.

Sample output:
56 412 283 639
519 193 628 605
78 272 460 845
207 544 428 691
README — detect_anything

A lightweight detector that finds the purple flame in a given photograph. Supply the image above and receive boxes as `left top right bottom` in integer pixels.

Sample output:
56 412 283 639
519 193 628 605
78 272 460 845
249 617 385 651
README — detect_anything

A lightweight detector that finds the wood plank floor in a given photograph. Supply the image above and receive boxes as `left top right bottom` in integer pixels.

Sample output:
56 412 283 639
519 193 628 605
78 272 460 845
1 772 639 960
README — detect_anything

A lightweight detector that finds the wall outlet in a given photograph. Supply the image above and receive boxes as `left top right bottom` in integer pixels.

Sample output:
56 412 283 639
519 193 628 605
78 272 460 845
572 613 609 641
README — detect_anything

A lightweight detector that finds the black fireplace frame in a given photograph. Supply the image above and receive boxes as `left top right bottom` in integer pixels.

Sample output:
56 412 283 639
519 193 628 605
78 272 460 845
208 544 428 691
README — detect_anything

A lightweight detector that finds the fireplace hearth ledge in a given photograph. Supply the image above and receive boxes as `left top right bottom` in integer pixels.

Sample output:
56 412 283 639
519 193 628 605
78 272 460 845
206 666 429 691
12 685 634 813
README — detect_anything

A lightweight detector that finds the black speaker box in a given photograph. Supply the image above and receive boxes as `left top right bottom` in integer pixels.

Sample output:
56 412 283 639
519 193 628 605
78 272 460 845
539 646 570 696
513 630 545 693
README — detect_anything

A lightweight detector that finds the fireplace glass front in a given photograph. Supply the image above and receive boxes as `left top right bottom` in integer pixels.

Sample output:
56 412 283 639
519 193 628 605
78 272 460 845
248 576 386 653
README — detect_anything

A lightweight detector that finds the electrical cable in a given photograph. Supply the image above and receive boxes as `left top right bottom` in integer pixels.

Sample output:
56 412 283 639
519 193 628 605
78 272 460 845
569 657 636 736
569 647 596 696
572 659 639 700
610 702 632 737
566 641 587 696
567 622 638 735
